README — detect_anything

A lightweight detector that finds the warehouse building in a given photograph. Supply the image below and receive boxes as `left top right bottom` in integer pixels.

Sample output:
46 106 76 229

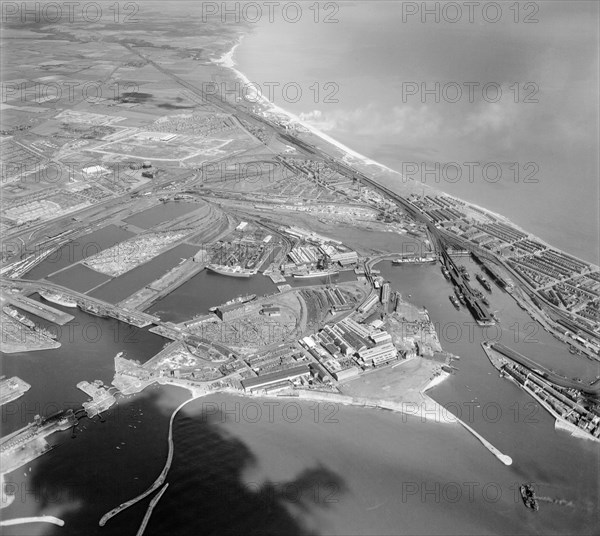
358 342 398 367
241 364 311 393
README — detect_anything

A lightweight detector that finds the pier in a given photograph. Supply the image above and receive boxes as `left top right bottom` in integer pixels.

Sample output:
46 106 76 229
136 483 169 536
5 294 73 325
5 279 159 328
483 343 600 441
0 376 31 406
455 418 513 466
491 343 600 396
0 410 78 474
99 396 195 526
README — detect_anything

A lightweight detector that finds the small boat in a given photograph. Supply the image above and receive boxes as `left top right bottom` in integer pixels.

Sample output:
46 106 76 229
519 484 539 511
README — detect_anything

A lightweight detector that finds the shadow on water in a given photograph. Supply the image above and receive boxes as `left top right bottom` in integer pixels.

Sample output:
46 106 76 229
18 388 345 536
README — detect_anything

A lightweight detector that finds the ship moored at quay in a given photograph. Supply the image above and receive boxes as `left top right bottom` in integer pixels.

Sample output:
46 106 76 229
209 294 257 312
292 269 338 279
206 264 257 278
38 290 78 308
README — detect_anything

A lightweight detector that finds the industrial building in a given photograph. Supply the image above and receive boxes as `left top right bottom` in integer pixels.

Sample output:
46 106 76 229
340 317 372 340
370 331 392 345
215 302 256 321
319 244 358 265
240 364 310 393
288 245 321 265
358 294 379 314
358 342 398 367
333 367 360 381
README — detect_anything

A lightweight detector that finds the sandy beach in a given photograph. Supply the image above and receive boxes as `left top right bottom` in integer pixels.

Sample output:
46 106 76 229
212 39 401 176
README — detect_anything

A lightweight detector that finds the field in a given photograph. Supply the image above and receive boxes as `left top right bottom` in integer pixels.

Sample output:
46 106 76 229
93 132 232 161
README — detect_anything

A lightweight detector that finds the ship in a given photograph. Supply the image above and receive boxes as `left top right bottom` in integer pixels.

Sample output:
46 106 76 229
472 288 490 306
34 326 58 340
209 294 256 312
38 290 78 308
454 288 466 305
476 273 492 292
3 306 35 329
458 265 470 280
206 264 256 278
519 484 539 511
449 295 460 309
79 302 109 318
441 267 450 280
292 269 338 279
392 256 436 265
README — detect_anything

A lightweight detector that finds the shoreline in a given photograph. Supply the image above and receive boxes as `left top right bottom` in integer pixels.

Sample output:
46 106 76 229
215 39 598 270
117 376 458 425
213 38 401 177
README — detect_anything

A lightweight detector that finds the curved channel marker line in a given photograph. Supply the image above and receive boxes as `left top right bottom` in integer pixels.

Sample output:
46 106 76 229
0 516 65 527
136 483 169 536
99 397 195 526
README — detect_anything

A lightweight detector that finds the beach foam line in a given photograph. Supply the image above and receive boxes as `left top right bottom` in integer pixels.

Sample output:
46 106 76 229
212 39 400 176
213 36 244 68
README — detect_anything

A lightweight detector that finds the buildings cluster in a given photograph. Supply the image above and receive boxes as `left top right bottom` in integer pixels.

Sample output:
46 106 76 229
4 188 91 225
407 194 467 224
404 193 598 348
244 345 305 376
319 244 358 266
288 245 321 265
496 355 600 440
300 316 402 381
286 242 358 270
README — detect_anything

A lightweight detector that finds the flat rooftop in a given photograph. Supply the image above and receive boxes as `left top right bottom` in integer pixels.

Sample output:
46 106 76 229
241 364 310 390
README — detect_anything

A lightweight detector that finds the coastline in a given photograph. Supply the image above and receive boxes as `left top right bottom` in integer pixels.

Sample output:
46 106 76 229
215 39 598 270
113 374 457 426
121 380 519 468
213 38 401 176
